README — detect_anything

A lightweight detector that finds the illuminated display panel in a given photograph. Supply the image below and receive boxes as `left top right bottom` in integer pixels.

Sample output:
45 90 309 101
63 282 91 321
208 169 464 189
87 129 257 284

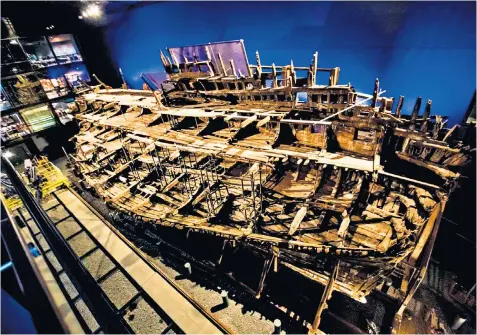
1 112 30 142
1 74 48 107
167 40 250 77
0 84 13 111
51 97 75 124
19 104 57 132
43 62 91 92
40 76 69 99
48 34 83 65
142 72 168 90
22 37 57 69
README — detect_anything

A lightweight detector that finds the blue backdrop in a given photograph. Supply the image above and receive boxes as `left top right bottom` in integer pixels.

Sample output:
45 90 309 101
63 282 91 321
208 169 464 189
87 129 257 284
102 1 476 125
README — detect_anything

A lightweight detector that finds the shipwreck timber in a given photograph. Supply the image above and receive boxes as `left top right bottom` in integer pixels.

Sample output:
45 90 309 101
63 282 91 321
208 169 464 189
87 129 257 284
68 40 475 334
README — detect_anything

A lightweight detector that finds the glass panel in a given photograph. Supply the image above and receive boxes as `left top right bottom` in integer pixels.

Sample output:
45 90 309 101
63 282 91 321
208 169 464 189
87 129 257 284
48 34 83 65
39 76 70 99
1 74 48 107
42 62 90 92
168 40 250 77
51 97 75 125
142 72 168 90
1 112 31 142
21 37 58 69
0 84 13 111
1 39 27 64
19 104 56 132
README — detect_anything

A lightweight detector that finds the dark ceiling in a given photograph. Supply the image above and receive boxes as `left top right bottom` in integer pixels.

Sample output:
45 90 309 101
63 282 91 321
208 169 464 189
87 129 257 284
0 1 145 87
0 1 155 38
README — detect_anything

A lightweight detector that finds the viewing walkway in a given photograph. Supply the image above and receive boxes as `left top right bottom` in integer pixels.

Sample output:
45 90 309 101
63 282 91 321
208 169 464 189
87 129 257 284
18 186 224 334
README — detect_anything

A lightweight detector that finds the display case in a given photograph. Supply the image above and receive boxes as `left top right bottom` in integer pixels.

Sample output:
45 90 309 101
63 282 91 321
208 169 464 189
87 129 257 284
19 104 57 133
42 62 91 94
1 38 31 77
1 74 48 108
1 84 13 110
39 76 70 99
21 36 57 69
0 18 89 145
51 97 75 124
64 63 91 91
48 34 83 65
0 112 31 143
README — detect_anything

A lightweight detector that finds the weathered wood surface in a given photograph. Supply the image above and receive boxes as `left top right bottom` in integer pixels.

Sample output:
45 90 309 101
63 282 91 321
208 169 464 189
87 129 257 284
70 43 473 317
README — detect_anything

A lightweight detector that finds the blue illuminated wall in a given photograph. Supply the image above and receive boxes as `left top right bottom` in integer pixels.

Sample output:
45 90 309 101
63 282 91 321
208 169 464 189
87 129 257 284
103 1 476 125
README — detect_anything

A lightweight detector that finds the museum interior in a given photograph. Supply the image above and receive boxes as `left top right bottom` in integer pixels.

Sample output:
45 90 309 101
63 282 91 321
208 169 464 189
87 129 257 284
0 1 476 334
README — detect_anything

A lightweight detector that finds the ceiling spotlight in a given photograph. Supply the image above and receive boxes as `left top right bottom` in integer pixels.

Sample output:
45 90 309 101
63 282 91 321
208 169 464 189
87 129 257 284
88 4 101 18
81 3 102 20
78 15 83 19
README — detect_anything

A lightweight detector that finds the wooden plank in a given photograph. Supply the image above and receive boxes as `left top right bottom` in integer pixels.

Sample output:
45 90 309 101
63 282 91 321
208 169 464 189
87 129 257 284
288 206 308 235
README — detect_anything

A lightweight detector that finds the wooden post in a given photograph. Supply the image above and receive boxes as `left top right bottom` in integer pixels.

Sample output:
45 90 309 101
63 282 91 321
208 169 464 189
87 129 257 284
391 197 447 334
420 99 432 132
290 60 296 86
372 78 379 108
308 52 318 87
256 51 262 78
410 97 422 127
160 50 169 67
386 97 395 112
309 261 340 334
170 52 181 73
395 96 404 118
379 97 387 114
272 63 278 88
256 251 274 298
230 59 237 78
332 67 340 86
204 46 214 76
217 52 227 76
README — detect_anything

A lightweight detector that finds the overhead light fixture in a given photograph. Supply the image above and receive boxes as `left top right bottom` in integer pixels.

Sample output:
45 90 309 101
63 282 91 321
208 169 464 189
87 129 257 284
81 3 103 20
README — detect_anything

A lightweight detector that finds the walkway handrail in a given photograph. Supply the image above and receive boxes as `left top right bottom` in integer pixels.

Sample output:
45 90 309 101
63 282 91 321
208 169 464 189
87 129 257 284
1 155 131 334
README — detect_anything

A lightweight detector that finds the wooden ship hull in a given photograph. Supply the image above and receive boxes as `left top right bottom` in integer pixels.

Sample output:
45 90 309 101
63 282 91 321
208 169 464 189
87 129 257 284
68 41 474 333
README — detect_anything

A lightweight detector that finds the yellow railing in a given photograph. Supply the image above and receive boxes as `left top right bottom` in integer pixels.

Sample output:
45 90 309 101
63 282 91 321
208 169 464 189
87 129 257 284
34 156 70 197
0 192 23 212
1 156 69 211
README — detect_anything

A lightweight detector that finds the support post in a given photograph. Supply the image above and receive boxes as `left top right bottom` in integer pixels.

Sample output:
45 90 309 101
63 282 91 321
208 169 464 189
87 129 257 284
255 251 274 299
410 97 422 129
391 197 447 334
309 261 340 334
420 99 432 132
256 51 262 79
395 96 404 118
272 63 278 88
308 52 318 87
372 78 379 108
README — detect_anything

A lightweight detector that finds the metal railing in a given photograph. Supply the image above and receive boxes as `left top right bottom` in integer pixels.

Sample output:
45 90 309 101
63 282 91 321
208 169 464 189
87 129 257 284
1 155 131 334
